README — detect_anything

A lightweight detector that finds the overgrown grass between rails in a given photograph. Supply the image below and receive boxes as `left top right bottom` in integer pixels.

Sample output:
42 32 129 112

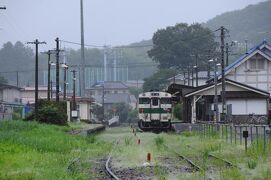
219 168 246 180
154 136 164 150
0 120 111 179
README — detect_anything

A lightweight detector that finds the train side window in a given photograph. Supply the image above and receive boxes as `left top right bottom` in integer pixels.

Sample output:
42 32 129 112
160 98 171 104
152 98 159 106
139 98 150 104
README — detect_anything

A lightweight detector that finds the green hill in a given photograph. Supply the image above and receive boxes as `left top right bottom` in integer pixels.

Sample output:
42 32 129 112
205 0 271 44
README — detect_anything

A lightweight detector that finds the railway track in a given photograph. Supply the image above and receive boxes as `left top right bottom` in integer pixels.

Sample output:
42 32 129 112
164 144 203 172
186 145 237 169
104 140 120 180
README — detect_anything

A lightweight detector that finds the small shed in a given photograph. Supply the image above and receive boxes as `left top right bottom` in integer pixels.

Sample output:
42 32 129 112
66 97 94 122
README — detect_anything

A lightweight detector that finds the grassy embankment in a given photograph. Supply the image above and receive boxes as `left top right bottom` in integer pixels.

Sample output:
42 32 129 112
97 127 271 180
0 120 111 179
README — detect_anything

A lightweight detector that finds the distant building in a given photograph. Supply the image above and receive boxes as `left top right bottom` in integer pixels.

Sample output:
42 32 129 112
21 86 57 104
124 80 144 89
86 81 129 97
0 83 22 103
168 71 213 87
0 84 24 120
86 81 137 114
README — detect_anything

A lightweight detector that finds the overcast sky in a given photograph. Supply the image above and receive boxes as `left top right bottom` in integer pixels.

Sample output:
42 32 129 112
0 0 265 50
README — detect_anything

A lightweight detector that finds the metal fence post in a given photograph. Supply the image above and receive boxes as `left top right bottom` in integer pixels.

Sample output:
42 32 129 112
222 124 224 139
250 125 253 145
256 126 259 145
234 125 237 144
230 124 233 144
263 126 266 153
226 124 228 142
240 126 242 145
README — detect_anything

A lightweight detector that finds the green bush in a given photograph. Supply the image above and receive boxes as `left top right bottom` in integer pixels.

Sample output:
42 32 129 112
25 100 67 126
173 103 182 120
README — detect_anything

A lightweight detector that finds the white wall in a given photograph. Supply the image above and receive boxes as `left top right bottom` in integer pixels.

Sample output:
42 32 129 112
3 89 21 103
226 53 271 94
227 99 267 115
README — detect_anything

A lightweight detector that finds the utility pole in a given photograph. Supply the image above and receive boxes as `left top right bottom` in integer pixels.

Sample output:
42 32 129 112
207 61 211 80
195 54 199 87
245 39 248 53
214 59 220 122
187 66 190 86
114 49 117 81
16 71 19 87
102 83 105 121
103 46 107 81
226 43 229 67
27 39 46 119
55 38 60 102
220 26 226 121
50 80 53 99
41 50 53 101
55 38 64 102
80 0 85 97
191 68 194 86
71 70 77 111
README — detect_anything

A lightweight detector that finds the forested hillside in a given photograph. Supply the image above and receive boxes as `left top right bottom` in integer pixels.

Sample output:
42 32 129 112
0 40 156 87
205 0 271 44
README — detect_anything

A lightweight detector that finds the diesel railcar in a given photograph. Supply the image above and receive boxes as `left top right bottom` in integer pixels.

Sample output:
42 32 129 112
138 91 172 131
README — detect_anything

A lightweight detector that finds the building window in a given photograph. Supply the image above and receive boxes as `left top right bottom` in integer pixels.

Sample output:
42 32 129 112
249 54 265 70
250 59 256 69
258 58 265 69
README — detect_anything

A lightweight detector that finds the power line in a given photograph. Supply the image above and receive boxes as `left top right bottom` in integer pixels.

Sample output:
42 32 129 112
60 40 153 49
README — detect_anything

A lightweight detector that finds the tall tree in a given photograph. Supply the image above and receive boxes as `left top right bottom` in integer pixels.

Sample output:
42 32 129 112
143 69 175 92
148 23 217 69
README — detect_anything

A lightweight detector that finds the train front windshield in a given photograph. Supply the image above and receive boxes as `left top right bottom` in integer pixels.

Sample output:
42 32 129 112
160 98 171 104
139 98 150 104
139 97 171 105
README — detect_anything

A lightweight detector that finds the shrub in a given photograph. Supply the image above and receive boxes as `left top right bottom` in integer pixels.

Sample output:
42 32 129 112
173 103 182 120
25 100 67 126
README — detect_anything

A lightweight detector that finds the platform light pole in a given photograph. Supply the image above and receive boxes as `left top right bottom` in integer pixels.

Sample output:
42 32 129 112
71 70 77 110
41 50 53 100
212 58 221 122
61 63 68 100
80 0 86 97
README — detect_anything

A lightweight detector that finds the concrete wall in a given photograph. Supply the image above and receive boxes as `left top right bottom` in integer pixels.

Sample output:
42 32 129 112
21 90 48 104
227 99 267 115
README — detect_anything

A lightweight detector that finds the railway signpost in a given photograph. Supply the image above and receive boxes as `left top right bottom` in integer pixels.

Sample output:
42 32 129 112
243 130 249 152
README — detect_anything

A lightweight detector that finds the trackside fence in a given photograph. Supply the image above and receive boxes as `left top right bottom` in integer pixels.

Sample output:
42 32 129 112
196 121 271 152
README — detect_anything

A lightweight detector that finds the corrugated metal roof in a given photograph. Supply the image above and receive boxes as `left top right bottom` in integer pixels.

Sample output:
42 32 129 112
90 81 128 89
94 93 131 104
